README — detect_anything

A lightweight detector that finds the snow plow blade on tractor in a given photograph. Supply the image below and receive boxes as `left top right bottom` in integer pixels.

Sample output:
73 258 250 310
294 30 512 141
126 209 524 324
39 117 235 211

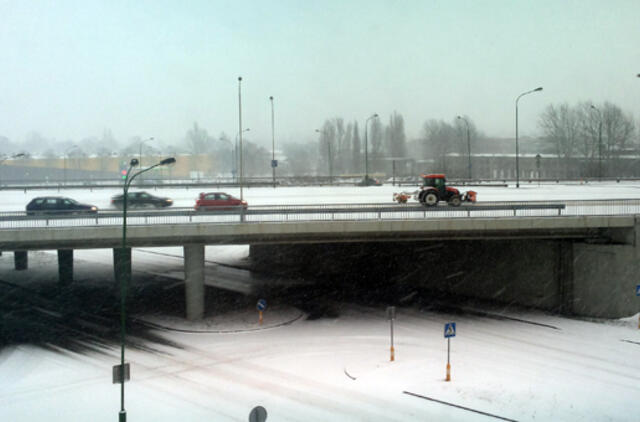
393 174 477 207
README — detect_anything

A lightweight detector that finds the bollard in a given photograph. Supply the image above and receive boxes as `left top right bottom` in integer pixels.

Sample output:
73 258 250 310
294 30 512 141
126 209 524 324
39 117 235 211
446 363 451 382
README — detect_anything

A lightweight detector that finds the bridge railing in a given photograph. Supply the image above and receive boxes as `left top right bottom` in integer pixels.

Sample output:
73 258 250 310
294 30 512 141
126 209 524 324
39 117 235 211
0 199 638 229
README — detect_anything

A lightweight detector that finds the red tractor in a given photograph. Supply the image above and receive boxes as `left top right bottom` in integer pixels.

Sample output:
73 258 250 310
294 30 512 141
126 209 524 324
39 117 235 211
417 174 476 207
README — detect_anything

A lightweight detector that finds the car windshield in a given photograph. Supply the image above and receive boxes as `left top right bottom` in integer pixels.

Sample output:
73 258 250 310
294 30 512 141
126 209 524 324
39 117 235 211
2 3 640 422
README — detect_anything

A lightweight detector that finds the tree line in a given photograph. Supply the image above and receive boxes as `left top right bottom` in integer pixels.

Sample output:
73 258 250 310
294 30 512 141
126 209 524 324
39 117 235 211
1 101 637 179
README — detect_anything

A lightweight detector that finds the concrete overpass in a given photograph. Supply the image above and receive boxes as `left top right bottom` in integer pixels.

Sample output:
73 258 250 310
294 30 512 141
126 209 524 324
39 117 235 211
1 202 639 320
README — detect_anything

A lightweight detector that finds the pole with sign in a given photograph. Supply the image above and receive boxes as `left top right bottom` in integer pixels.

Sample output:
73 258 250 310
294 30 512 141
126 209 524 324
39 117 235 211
444 322 456 382
257 298 267 325
387 306 396 361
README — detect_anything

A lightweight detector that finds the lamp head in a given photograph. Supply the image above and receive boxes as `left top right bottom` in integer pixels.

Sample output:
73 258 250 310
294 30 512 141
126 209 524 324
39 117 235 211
129 158 139 167
159 157 176 166
457 115 462 119
534 87 543 92
269 96 273 100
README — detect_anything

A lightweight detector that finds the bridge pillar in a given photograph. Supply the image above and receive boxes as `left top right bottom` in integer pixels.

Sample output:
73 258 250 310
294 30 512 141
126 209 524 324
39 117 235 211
57 249 74 285
113 247 132 295
184 244 205 320
14 251 27 270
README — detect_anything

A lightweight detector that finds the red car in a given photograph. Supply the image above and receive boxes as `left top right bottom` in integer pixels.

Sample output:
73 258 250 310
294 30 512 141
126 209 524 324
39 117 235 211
195 192 247 211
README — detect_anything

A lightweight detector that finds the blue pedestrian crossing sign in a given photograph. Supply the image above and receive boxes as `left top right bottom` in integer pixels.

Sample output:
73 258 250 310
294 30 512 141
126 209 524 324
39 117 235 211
636 285 640 296
444 322 456 338
256 298 267 311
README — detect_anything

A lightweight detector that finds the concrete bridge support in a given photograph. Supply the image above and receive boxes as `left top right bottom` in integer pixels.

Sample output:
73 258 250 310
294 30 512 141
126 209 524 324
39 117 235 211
57 249 74 285
14 250 27 270
184 244 205 320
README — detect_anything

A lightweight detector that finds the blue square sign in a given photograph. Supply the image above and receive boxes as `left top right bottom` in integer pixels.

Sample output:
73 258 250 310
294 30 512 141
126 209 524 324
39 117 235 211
636 285 640 296
444 322 456 338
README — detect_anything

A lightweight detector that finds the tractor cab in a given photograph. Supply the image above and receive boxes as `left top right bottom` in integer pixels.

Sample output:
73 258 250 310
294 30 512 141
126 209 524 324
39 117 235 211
421 174 447 195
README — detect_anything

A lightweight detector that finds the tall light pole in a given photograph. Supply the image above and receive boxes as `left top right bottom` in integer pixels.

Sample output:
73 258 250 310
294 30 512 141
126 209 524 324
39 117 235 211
457 116 472 180
316 129 332 184
234 128 250 184
218 136 235 180
590 105 603 181
270 96 276 188
138 137 154 169
117 156 175 422
238 76 244 201
515 87 543 188
63 145 78 186
364 113 378 183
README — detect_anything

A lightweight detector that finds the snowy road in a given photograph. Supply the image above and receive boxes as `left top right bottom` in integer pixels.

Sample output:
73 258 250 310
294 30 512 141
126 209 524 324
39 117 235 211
1 295 638 421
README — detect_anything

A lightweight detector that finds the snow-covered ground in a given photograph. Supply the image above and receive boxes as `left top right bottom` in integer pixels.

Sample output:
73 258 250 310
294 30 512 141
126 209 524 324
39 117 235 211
1 183 640 421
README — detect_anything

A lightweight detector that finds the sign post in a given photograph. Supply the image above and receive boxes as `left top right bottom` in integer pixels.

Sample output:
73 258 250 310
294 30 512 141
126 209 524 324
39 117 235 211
257 298 267 325
444 322 456 382
387 306 396 361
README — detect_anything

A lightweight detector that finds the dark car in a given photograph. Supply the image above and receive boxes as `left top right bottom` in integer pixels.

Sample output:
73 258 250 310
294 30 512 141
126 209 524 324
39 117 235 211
110 191 173 209
195 192 247 211
356 176 382 186
26 196 98 215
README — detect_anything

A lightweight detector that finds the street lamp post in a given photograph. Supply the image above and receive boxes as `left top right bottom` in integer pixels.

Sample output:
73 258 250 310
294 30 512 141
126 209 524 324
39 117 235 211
270 96 276 188
515 87 543 188
117 156 175 422
364 113 378 183
590 105 603 181
315 129 332 184
234 128 250 184
457 116 472 180
238 76 244 201
63 145 79 186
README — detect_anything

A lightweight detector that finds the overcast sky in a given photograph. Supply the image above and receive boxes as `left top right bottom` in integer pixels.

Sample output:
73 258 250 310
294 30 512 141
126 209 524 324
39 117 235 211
1 0 639 148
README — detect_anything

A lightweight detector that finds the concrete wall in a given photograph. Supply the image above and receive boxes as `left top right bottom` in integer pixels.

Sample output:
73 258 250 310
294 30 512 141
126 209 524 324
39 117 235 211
573 243 639 318
250 224 640 318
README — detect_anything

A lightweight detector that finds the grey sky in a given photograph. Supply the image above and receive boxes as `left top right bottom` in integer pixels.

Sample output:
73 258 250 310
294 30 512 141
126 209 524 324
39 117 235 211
1 0 639 148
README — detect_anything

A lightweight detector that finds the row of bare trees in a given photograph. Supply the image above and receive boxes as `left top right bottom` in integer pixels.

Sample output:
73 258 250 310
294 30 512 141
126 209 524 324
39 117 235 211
538 102 636 177
310 112 407 176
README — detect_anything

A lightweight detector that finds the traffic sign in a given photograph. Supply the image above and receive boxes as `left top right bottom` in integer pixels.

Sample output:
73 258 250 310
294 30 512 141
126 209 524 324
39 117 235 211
444 322 456 338
636 285 640 296
271 159 278 168
256 299 267 311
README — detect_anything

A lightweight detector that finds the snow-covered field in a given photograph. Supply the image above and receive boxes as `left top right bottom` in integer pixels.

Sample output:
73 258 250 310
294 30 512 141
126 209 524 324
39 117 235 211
1 182 640 421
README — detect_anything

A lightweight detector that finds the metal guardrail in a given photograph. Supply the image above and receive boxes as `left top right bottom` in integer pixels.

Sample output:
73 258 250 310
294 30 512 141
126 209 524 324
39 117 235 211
0 199 638 230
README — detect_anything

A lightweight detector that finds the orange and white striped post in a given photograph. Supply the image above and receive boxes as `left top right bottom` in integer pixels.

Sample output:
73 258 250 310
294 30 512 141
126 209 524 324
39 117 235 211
387 306 396 362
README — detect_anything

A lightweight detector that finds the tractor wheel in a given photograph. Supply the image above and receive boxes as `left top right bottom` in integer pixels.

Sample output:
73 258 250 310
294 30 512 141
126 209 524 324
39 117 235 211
448 195 462 207
422 192 439 207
